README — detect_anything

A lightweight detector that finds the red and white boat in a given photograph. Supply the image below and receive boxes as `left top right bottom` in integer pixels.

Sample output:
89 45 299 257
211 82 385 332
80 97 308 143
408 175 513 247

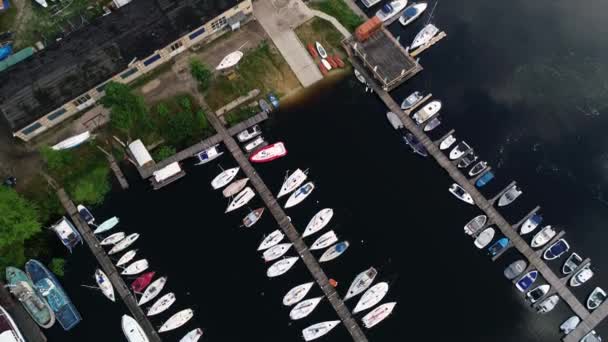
249 142 287 163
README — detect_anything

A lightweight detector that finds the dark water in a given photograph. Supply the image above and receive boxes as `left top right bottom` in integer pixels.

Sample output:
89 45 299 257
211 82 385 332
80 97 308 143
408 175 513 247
44 0 608 341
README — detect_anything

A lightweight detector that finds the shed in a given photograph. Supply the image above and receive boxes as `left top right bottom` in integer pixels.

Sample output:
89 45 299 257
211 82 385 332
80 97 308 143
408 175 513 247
128 139 153 167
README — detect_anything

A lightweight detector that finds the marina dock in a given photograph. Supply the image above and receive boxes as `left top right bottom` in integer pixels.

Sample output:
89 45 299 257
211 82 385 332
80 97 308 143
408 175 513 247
0 281 47 342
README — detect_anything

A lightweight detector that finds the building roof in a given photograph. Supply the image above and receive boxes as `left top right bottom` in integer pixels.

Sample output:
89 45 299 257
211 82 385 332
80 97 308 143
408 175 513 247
0 0 239 132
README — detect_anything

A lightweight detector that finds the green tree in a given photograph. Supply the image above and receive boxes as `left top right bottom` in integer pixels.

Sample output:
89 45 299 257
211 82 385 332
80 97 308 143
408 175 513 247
0 187 41 270
153 145 176 161
69 166 110 205
40 146 74 173
190 59 212 91
101 82 150 135
49 258 66 277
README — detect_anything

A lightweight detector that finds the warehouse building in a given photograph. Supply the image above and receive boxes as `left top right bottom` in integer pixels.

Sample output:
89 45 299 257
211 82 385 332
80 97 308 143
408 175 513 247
0 0 253 141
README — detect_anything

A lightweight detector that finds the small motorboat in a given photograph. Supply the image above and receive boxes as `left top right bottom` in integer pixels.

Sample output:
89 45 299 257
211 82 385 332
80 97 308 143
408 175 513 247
498 185 523 207
581 331 602 342
117 250 137 267
289 296 323 320
449 141 471 160
520 214 542 235
244 136 265 152
449 183 474 205
250 142 287 163
257 230 284 251
259 99 272 113
226 187 255 213
93 216 119 234
515 270 538 292
464 215 487 236
216 50 243 70
412 100 441 124
562 253 583 275
439 135 456 150
277 169 308 198
376 0 408 22
474 228 495 249
138 277 167 306
237 125 262 142
488 237 509 256
319 241 350 262
121 315 148 342
268 93 279 109
560 316 580 335
543 239 570 260
147 292 176 316
77 204 95 224
321 58 332 71
180 328 203 342
283 282 315 306
423 116 441 132
504 260 527 280
52 131 91 150
404 132 428 157
267 257 299 278
587 287 606 310
344 267 378 300
222 178 249 198
109 233 140 255
34 0 48 8
243 208 265 228
159 309 194 333
121 259 149 276
302 321 340 341
457 151 478 169
526 284 550 303
211 167 240 189
194 144 223 165
531 226 556 248
353 282 389 314
399 2 427 26
131 272 155 293
310 230 338 250
285 182 315 208
315 42 328 59
386 111 403 130
571 265 594 287
100 232 125 246
263 243 293 262
468 161 488 177
51 217 83 253
303 208 334 237
400 91 423 110
354 69 366 84
475 171 495 188
362 302 397 328
411 23 439 49
5 266 55 329
537 295 559 314
95 269 115 302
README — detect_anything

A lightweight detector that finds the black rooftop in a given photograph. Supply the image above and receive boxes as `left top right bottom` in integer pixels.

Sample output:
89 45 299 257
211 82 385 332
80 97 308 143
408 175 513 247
0 0 239 132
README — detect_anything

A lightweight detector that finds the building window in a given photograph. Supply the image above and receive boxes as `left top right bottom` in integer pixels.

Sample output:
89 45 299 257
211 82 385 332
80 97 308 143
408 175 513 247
73 94 92 106
169 41 183 51
47 108 67 121
144 54 161 66
20 122 43 135
188 27 205 40
96 82 109 93
120 68 138 79
211 17 227 31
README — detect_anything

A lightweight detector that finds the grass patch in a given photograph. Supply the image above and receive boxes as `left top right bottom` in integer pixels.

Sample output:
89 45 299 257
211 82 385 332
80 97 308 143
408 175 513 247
295 17 348 58
224 105 259 127
310 0 364 32
0 5 19 33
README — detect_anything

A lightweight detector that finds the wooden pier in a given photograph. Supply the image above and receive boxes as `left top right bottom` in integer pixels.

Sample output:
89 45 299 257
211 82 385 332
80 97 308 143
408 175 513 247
0 281 47 342
108 155 129 189
55 188 161 342
348 56 606 341
410 31 447 57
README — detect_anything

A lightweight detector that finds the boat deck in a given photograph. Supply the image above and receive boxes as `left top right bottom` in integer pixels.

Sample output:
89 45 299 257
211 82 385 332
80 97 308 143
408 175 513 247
0 282 47 342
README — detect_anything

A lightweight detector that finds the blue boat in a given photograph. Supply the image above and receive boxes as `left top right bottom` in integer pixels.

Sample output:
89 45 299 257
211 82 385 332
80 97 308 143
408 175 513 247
520 213 543 235
488 237 509 256
543 239 570 260
475 171 495 188
25 260 82 331
268 93 279 109
515 270 538 292
0 43 12 61
50 217 82 253
403 132 428 157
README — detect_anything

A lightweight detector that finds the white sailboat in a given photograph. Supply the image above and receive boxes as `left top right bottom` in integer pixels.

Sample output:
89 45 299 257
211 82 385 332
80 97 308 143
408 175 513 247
362 302 397 328
283 282 314 306
211 167 240 189
226 187 255 213
319 241 349 262
95 269 115 302
289 297 323 320
180 328 203 342
147 292 176 316
303 209 334 237
93 216 119 234
267 257 299 278
100 232 125 245
109 233 140 255
159 309 194 333
222 178 249 198
138 277 167 306
277 169 308 198
302 321 341 341
122 315 149 342
117 250 138 267
257 230 285 251
262 243 293 262
310 230 338 250
345 267 378 300
285 182 315 208
411 24 439 49
52 131 91 150
216 51 244 70
353 282 389 314
121 259 149 276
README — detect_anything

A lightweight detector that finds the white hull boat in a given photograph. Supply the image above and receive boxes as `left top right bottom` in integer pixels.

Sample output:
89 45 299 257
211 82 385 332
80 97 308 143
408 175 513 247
520 214 542 235
122 315 149 342
423 117 441 132
147 292 176 316
319 241 349 262
560 316 580 335
95 269 115 302
504 260 527 280
138 277 167 306
244 136 265 152
226 187 255 213
498 185 523 207
283 282 314 306
543 238 570 260
277 169 308 198
587 287 606 310
180 328 203 342
194 144 223 165
100 232 125 245
449 141 471 160
468 161 488 177
399 2 427 26
222 178 249 198
211 167 240 189
386 111 403 130
345 267 378 300
304 209 334 237
285 182 315 208
400 91 423 110
362 302 396 328
263 243 293 262
526 284 550 303
537 295 559 313
302 321 340 341
449 183 474 205
249 142 287 163
121 259 149 276
159 309 194 333
35 0 48 8
354 69 366 84
439 135 456 150
237 125 262 142
109 233 140 255
258 230 285 251
353 282 389 314
316 42 328 59
531 226 556 248
94 216 119 234
216 51 243 70
321 59 332 71
310 230 338 250
563 253 583 275
474 228 495 249
570 265 594 287
412 100 441 124
117 250 138 267
290 297 323 320
411 24 439 49
243 208 264 228
457 151 478 169
376 0 408 22
52 131 91 150
267 257 299 278
464 215 487 236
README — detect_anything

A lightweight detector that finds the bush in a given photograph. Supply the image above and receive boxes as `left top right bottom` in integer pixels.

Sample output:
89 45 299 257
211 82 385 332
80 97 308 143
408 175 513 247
69 166 111 205
153 145 176 161
40 146 74 173
49 258 66 277
101 82 151 136
190 59 213 91
225 106 258 127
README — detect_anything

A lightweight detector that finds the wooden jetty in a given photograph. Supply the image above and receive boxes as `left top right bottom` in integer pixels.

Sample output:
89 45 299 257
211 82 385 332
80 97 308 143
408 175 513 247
348 56 605 341
108 155 129 189
55 188 161 342
0 281 47 342
410 31 447 57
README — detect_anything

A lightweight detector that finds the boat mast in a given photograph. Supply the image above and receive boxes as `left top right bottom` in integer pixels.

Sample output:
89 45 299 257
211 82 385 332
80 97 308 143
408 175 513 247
426 0 439 24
